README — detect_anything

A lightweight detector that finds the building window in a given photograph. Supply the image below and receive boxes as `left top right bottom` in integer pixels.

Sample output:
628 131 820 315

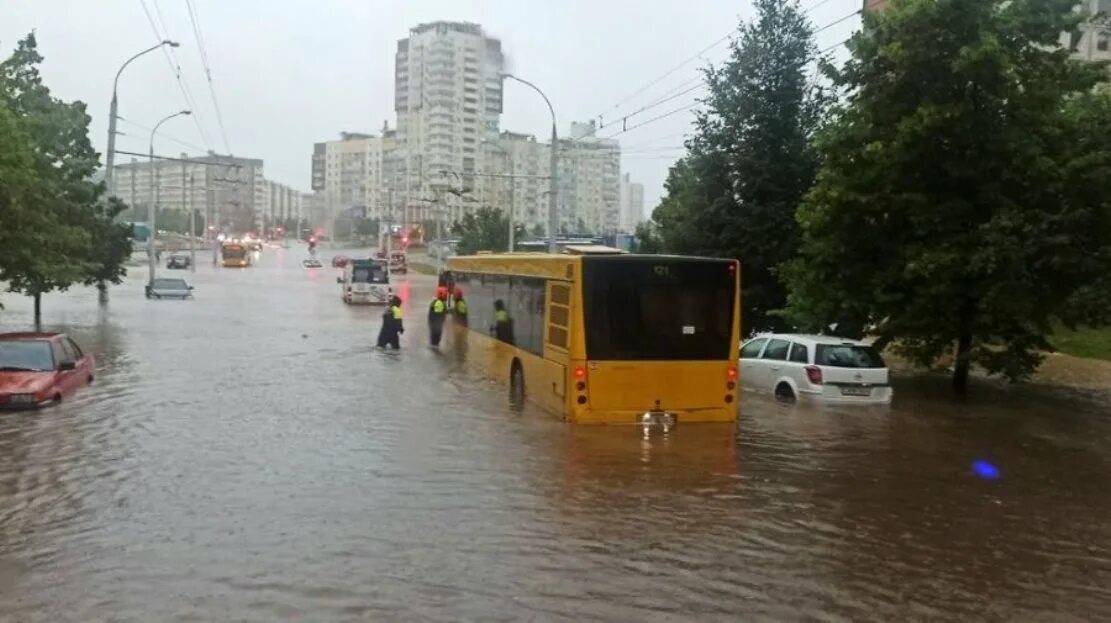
1099 31 1110 52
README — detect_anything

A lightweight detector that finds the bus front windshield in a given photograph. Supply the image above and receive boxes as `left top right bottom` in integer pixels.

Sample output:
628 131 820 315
223 246 247 259
582 258 736 361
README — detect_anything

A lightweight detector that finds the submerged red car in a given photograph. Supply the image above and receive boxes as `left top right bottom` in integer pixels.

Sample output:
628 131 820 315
0 332 95 409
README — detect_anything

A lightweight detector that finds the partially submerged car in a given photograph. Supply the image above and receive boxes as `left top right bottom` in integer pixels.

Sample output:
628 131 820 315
145 277 194 299
166 252 191 269
0 332 95 409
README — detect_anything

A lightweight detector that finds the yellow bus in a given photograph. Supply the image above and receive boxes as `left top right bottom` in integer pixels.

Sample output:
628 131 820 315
221 242 250 268
446 251 741 424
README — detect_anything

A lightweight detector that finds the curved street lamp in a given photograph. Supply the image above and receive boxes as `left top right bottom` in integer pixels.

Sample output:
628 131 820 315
104 40 179 197
501 73 558 253
148 110 191 287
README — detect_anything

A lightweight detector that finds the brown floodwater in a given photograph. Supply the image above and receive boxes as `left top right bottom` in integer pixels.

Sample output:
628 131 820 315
1 246 1109 621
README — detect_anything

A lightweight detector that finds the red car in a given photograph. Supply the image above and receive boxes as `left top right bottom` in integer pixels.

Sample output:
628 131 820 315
0 332 95 409
331 255 350 268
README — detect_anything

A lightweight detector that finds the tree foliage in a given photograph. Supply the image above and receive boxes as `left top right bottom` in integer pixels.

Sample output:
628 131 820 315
650 0 827 331
0 34 132 317
632 220 664 254
451 207 525 255
83 196 133 290
783 0 1111 392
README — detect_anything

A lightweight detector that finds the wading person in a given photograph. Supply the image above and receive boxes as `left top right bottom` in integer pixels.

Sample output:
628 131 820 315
452 287 468 325
377 295 404 349
428 287 448 347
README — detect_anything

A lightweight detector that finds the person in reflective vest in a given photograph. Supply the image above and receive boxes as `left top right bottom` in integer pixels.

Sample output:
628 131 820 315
452 287 468 325
377 295 404 349
428 287 448 346
492 299 514 345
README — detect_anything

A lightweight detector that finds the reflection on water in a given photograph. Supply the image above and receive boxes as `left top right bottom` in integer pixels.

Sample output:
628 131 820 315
0 250 1109 620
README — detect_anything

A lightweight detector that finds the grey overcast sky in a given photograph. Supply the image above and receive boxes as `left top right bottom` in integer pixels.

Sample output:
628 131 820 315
2 0 861 213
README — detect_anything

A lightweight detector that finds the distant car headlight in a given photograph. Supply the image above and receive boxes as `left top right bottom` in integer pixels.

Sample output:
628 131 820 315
8 394 36 404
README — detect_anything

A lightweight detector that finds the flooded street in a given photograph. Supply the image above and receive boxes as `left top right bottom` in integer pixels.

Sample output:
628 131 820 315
1 246 1109 621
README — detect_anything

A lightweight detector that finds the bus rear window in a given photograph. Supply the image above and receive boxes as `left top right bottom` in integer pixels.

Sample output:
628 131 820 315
581 258 736 360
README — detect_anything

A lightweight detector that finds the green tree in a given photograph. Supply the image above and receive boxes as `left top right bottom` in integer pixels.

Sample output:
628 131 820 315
0 34 101 323
0 103 42 308
632 220 664 254
652 0 827 331
451 207 525 255
784 0 1111 394
83 196 133 300
529 224 545 238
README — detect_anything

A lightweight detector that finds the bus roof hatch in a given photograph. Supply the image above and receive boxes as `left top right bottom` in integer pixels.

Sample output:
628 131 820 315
561 245 627 255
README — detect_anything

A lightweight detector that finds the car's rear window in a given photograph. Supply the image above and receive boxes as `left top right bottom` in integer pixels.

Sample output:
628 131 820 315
153 279 186 289
815 344 885 368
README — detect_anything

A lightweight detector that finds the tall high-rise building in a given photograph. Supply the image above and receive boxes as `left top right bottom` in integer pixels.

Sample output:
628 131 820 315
619 173 645 232
395 22 505 224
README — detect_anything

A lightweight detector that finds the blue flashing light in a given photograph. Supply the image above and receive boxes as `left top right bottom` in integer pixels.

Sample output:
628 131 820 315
971 460 1000 480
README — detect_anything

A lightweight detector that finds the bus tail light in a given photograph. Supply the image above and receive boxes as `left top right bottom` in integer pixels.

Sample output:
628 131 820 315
805 365 823 385
574 366 588 406
726 366 737 380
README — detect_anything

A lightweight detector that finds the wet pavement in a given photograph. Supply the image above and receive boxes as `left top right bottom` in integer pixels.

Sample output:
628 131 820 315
1 244 1110 621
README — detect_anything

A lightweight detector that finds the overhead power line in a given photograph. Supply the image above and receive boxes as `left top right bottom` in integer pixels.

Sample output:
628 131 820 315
593 2 860 124
602 103 700 140
115 115 207 153
598 80 705 131
814 8 862 35
185 0 232 153
594 34 729 125
804 0 837 13
139 0 213 150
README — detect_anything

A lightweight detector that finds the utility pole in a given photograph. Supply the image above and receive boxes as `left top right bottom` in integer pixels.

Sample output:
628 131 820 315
181 152 188 264
188 174 196 271
129 160 137 218
384 191 392 281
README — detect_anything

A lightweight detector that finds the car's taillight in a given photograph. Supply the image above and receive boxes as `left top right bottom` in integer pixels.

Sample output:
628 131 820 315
805 365 823 385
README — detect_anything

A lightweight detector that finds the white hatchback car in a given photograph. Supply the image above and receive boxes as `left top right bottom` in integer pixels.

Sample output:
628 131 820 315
739 334 893 404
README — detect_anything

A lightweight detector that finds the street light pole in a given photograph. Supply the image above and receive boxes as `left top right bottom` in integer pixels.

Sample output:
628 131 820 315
502 73 558 253
105 40 178 199
148 110 191 288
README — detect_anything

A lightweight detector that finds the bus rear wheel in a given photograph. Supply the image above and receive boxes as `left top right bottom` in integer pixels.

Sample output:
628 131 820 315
509 362 525 411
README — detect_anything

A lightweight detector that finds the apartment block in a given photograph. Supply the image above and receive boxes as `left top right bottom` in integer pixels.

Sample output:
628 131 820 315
395 21 505 223
259 180 304 230
480 131 550 233
110 153 275 234
557 120 621 235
